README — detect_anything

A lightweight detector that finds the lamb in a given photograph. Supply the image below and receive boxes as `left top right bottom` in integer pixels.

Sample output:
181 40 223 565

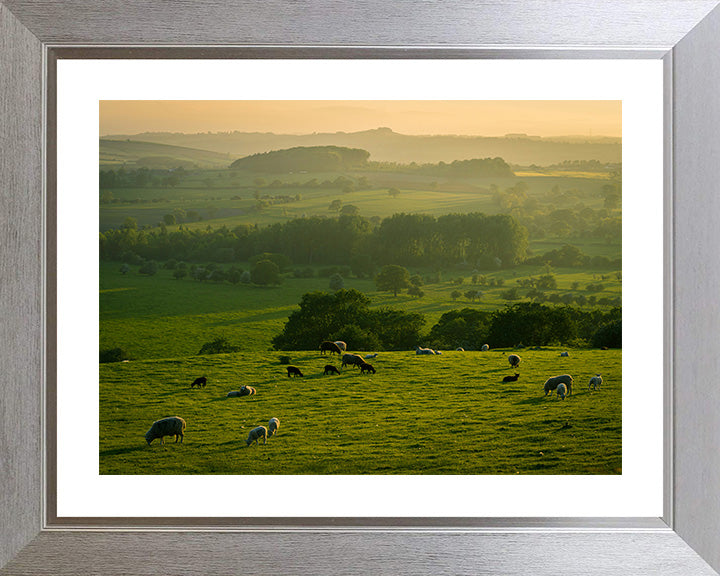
239 385 256 396
190 376 207 388
268 417 280 437
481 344 490 351
334 341 347 352
319 341 343 355
560 351 570 357
502 373 520 382
589 374 603 390
246 425 267 446
508 354 521 368
415 346 436 355
287 366 304 377
543 374 574 396
323 364 340 375
456 347 465 352
359 362 376 374
341 353 364 368
364 353 378 359
556 382 568 400
145 416 186 445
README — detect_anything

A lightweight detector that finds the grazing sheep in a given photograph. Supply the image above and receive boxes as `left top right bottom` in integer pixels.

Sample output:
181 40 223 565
589 374 603 390
145 416 186 445
556 383 568 400
239 385 256 396
415 346 436 355
323 364 340 375
268 417 280 437
341 353 364 368
481 344 490 351
508 354 521 368
359 362 376 374
190 376 207 388
246 426 267 446
287 366 304 377
319 341 343 355
560 351 569 357
502 373 520 383
456 347 465 352
364 353 378 359
334 341 347 352
543 374 574 396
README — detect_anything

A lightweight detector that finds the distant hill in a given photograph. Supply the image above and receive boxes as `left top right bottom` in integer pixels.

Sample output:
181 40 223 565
230 145 370 172
100 139 234 169
102 128 621 166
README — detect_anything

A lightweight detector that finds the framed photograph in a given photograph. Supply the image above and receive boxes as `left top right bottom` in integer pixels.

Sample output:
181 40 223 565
2 1 720 574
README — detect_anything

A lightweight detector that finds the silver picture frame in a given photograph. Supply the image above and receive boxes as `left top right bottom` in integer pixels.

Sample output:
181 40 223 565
2 1 720 574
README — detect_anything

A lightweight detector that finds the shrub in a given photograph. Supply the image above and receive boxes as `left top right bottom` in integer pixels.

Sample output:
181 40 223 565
198 337 241 355
138 261 158 276
99 347 130 363
279 355 292 364
329 273 345 291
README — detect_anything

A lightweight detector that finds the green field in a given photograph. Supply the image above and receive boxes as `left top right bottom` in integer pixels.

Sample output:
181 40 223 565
99 348 621 475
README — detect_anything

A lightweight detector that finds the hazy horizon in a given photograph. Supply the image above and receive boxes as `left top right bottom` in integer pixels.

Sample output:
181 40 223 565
100 100 621 138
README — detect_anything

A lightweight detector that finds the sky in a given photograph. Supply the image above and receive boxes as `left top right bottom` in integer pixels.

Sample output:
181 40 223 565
99 100 621 138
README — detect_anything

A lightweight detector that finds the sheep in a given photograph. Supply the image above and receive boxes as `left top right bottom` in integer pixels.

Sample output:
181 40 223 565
508 354 521 368
268 417 280 437
589 374 603 390
560 351 569 357
190 376 207 388
359 362 376 374
334 341 347 352
556 383 568 400
341 353 364 368
502 373 520 382
239 385 256 396
323 364 340 375
145 416 186 445
415 346 436 355
481 344 490 351
319 341 343 355
364 353 378 359
456 347 465 352
246 426 267 446
287 366 304 377
543 374 574 396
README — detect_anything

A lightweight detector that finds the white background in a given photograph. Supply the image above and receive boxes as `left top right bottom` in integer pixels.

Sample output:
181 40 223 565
56 59 663 518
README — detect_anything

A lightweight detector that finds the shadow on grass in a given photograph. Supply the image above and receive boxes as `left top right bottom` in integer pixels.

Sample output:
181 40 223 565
100 445 147 457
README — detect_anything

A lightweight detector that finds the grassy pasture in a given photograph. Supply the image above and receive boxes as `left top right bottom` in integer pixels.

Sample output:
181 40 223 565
100 262 621 360
99 348 621 475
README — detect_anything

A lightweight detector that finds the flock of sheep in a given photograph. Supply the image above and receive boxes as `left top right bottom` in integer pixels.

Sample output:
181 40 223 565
143 340 605 448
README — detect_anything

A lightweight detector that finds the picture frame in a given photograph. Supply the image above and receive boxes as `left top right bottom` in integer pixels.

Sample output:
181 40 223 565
2 1 720 574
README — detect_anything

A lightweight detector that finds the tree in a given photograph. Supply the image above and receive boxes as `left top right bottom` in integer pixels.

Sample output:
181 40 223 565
173 269 187 280
407 285 424 298
329 273 344 291
375 265 410 296
329 199 342 212
388 187 400 198
340 204 359 216
121 217 138 231
250 259 282 285
451 290 461 301
138 260 158 276
163 213 176 225
349 253 374 278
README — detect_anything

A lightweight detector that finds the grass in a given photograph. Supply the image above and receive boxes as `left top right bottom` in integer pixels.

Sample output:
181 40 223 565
100 348 621 475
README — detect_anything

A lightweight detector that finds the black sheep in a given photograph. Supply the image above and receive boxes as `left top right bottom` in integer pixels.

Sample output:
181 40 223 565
323 365 340 375
319 341 343 355
287 366 304 378
359 362 376 374
502 373 520 382
191 376 207 388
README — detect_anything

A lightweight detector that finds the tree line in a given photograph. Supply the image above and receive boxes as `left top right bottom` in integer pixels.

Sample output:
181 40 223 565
99 212 529 270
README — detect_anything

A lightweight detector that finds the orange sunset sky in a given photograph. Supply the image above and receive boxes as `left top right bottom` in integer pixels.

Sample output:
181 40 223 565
100 101 621 138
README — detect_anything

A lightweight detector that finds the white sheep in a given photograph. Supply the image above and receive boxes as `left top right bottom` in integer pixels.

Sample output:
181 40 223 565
246 425 267 446
508 354 521 368
364 353 378 359
334 341 347 352
456 347 465 352
268 417 280 437
145 416 186 445
544 374 574 396
227 386 256 398
481 344 490 351
415 346 436 355
556 382 568 400
589 374 603 390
